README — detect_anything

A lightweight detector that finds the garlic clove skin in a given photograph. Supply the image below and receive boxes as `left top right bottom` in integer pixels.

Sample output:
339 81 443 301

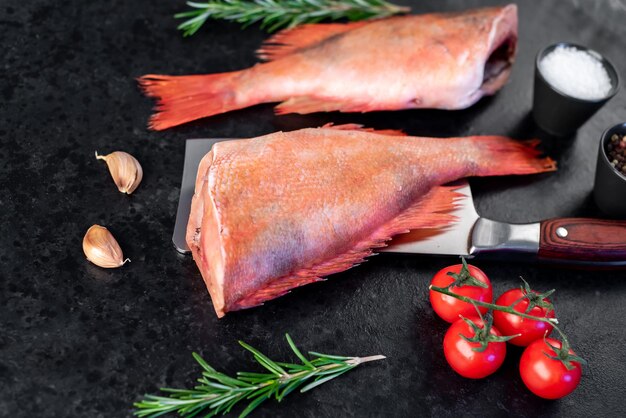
83 224 130 268
95 151 143 194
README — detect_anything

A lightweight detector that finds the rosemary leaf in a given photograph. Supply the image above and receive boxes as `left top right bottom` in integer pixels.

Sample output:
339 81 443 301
133 334 385 417
175 0 410 36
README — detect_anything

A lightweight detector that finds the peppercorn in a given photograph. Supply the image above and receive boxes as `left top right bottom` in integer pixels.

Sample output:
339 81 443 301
606 133 626 177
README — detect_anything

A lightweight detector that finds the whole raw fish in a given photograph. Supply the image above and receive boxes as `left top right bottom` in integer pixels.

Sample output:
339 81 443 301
140 5 518 130
186 125 555 317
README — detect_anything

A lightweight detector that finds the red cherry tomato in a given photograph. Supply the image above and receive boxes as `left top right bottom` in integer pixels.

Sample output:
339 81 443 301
443 317 506 379
430 263 492 323
520 338 582 399
493 288 555 346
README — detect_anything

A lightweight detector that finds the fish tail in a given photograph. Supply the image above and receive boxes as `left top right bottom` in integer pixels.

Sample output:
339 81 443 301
138 72 249 130
468 136 557 176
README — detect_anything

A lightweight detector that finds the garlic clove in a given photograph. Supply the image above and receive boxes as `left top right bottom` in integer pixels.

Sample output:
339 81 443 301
82 224 130 268
95 151 143 194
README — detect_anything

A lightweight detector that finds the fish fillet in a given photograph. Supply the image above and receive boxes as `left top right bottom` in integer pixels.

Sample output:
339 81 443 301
186 125 555 317
140 5 518 130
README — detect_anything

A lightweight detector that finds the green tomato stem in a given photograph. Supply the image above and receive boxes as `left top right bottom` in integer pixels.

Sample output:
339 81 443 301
429 285 559 325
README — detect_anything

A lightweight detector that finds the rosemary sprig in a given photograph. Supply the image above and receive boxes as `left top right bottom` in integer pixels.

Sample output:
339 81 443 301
175 0 410 36
133 334 385 417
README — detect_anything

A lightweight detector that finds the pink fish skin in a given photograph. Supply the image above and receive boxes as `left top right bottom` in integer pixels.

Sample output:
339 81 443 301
186 125 555 317
140 5 518 130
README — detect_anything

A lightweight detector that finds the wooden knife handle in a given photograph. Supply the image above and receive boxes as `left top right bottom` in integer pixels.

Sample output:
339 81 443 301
539 218 626 262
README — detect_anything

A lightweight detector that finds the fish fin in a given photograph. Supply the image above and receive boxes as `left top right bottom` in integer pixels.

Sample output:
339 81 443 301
470 137 557 176
138 72 247 130
230 185 462 311
275 96 375 115
257 22 368 61
321 123 406 136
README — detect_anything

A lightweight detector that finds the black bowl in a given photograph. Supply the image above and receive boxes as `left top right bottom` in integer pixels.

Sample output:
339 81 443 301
533 42 620 137
594 123 626 217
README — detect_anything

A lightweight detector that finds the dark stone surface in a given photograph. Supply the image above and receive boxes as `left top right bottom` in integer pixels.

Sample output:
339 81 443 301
1 0 626 417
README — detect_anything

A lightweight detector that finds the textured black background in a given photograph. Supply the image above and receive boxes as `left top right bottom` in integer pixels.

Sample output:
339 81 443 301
2 0 626 417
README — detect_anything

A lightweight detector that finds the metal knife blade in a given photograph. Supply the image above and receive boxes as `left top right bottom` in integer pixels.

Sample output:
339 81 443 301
383 180 477 256
172 138 223 254
384 182 543 258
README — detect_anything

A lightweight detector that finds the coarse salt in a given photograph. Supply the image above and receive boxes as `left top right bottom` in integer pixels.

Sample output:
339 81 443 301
539 45 612 100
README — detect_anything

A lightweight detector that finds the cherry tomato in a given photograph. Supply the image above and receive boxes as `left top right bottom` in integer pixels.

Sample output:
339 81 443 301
430 263 492 323
493 288 555 346
519 338 582 399
443 317 506 379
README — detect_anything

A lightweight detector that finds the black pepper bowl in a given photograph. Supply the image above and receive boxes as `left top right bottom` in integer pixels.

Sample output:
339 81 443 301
532 42 620 137
594 123 626 217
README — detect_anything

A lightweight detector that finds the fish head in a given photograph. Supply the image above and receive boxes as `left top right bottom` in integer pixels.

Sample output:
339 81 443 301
442 4 518 108
479 4 518 96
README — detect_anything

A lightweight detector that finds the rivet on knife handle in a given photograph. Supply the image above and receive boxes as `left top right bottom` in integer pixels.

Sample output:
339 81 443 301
538 218 626 263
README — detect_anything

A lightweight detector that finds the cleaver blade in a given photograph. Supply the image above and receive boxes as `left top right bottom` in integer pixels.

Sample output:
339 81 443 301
171 138 482 256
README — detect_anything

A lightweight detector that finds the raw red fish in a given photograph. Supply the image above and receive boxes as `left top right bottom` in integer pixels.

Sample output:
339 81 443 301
140 5 518 130
186 125 555 317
